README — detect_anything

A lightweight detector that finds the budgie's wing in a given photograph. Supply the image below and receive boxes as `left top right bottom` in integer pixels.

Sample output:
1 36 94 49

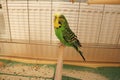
62 27 85 61
62 27 81 47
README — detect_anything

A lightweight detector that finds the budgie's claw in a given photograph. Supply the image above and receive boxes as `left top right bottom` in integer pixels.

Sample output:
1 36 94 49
58 42 65 47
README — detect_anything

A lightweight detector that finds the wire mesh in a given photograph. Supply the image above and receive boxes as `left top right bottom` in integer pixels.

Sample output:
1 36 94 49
0 0 11 41
0 0 120 48
8 0 29 42
98 5 120 45
78 3 104 44
29 0 52 44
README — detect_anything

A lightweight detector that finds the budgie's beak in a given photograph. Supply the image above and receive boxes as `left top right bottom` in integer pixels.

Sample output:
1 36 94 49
54 13 61 29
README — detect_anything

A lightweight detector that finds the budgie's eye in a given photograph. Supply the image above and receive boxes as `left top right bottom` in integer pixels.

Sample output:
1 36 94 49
59 26 61 28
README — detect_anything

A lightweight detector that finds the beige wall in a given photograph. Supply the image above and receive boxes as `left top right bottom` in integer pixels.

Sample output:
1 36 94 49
0 43 120 62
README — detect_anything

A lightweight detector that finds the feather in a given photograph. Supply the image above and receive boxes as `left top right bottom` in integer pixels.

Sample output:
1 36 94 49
73 45 86 61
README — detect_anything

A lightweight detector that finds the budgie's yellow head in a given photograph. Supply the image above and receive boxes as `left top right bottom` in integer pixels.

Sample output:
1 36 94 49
54 13 67 29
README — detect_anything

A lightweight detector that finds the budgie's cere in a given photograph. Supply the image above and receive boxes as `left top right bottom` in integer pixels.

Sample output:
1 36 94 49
54 13 86 61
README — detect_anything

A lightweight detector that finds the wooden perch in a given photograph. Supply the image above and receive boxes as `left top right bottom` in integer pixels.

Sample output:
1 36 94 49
88 0 120 4
54 45 64 80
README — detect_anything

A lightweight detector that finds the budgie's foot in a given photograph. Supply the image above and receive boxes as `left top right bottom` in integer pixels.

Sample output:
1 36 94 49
58 42 65 47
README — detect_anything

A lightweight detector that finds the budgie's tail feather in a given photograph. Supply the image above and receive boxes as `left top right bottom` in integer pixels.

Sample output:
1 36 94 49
78 48 86 61
73 45 86 61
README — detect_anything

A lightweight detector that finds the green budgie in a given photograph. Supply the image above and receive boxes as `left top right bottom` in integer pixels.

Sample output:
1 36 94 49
54 13 85 61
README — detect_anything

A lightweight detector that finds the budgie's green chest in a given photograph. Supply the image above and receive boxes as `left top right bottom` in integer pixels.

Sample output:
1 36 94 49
55 28 63 42
55 28 70 46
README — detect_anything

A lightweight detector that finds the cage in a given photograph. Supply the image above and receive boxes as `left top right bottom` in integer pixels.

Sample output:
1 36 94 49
0 0 120 80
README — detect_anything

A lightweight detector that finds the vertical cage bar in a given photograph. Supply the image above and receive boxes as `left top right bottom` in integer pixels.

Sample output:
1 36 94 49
76 0 81 35
50 0 53 44
27 0 30 43
97 4 105 45
6 0 12 42
116 33 120 48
